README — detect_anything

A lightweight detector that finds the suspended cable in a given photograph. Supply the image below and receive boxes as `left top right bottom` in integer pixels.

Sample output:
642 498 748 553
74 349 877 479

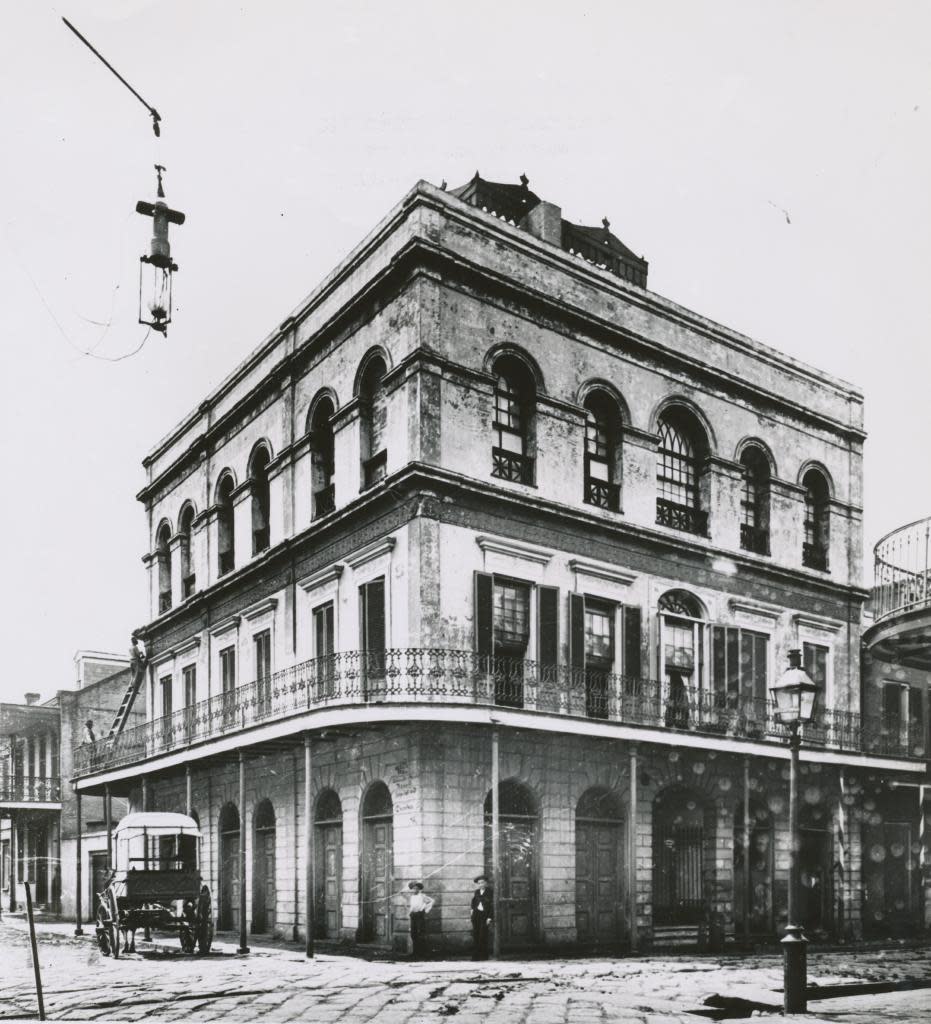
61 17 162 136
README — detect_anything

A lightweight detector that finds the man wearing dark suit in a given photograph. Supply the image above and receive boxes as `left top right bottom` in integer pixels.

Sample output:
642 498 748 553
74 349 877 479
471 873 493 960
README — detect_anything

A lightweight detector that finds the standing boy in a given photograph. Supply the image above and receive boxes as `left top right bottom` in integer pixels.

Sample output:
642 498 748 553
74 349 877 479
470 874 493 960
408 881 435 959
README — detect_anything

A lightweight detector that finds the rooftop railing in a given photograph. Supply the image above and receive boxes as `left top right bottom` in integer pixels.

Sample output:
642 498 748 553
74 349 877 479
872 515 931 623
71 650 918 779
0 776 62 802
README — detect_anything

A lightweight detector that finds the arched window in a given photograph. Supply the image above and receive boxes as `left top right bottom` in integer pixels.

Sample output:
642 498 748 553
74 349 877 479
156 522 172 613
739 447 771 555
359 355 388 489
491 355 535 485
656 409 709 535
250 445 271 555
583 391 622 511
179 503 196 597
216 472 235 577
802 469 830 571
309 396 336 519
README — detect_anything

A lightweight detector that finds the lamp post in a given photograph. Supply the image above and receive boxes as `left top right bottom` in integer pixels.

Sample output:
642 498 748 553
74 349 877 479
770 648 819 1015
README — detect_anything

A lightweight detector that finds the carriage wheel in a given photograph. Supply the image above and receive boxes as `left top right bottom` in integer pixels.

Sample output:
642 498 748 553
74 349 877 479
95 905 113 957
108 891 121 960
197 887 214 955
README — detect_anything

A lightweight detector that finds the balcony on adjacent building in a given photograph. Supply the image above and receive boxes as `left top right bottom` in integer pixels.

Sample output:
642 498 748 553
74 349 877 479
656 498 709 537
0 775 62 804
71 649 913 780
872 515 931 623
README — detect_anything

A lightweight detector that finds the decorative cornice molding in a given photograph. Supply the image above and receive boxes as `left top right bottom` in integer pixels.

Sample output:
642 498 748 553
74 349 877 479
209 615 242 638
298 564 345 592
729 599 782 622
345 536 397 569
569 559 637 587
793 613 843 634
476 535 553 566
174 634 202 658
242 597 279 622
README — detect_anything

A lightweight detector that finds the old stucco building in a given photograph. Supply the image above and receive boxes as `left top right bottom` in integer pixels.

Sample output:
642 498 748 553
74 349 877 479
73 174 927 953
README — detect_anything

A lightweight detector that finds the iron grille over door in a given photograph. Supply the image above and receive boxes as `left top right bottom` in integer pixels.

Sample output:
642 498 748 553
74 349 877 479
653 823 704 926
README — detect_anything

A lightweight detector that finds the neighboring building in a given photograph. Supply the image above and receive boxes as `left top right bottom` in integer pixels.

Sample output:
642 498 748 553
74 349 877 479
862 517 931 936
1 653 140 920
72 174 926 954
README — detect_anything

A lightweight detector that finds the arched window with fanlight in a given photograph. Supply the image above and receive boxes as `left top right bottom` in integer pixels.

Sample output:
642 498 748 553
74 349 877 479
178 503 196 598
156 521 172 613
583 391 622 511
216 472 235 577
802 469 830 570
739 446 771 555
491 355 535 485
359 355 388 489
249 444 271 555
655 409 709 536
308 395 336 519
657 589 706 729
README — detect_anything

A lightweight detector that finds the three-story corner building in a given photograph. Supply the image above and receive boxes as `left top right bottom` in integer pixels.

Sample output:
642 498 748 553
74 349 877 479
72 173 926 955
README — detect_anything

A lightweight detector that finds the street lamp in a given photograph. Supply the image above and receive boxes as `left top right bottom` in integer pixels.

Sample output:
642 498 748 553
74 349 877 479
770 648 819 1014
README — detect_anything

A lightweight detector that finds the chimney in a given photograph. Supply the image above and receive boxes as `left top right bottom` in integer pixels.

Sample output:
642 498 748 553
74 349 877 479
24 692 40 706
522 201 562 246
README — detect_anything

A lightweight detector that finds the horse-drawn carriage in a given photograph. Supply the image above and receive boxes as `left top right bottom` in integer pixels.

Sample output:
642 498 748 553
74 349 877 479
94 812 213 958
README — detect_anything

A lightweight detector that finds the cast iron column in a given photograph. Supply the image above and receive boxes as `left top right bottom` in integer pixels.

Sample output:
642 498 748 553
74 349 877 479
74 793 83 935
104 784 112 868
628 744 638 952
238 751 249 953
491 726 500 959
185 765 193 818
782 722 807 1013
743 755 751 947
304 734 314 958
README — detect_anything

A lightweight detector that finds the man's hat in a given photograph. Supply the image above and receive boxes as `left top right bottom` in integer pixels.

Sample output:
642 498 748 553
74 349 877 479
473 874 488 884
408 880 424 891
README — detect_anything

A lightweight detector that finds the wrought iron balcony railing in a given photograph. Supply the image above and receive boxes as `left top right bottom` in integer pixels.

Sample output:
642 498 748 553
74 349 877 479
218 550 234 577
182 573 196 598
585 478 621 512
656 498 709 537
803 541 829 571
158 590 172 614
253 527 270 555
872 515 931 623
0 776 62 802
491 447 534 485
363 450 387 489
740 522 770 556
70 649 912 779
313 483 336 519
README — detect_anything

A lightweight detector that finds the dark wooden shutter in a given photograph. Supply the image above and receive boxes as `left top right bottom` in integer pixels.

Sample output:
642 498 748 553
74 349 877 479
360 578 386 653
624 605 642 678
538 586 559 673
568 593 585 672
474 572 493 657
909 686 925 753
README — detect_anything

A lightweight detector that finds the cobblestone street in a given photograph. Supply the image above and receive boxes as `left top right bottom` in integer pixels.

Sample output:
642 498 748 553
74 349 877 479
1 920 929 1023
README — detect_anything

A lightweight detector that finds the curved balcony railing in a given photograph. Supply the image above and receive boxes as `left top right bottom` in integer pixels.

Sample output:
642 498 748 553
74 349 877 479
71 650 918 780
872 515 931 622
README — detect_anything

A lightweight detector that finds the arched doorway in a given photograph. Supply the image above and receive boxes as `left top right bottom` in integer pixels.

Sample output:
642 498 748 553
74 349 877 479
575 787 624 946
314 789 343 938
252 799 276 934
484 780 538 948
734 800 774 937
218 803 240 931
799 803 833 935
653 788 706 927
360 782 393 944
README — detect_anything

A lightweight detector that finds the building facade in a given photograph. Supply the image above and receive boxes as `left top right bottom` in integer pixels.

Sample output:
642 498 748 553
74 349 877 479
1 652 137 920
73 175 927 954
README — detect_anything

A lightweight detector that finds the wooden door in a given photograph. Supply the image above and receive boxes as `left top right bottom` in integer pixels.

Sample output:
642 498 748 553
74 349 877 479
252 826 275 933
316 823 342 937
576 821 621 943
799 827 831 933
500 820 535 946
33 824 49 905
362 818 392 943
881 822 915 930
220 829 240 931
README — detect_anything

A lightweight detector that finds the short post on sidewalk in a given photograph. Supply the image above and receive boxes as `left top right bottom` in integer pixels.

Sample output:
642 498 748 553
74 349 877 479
25 881 46 1021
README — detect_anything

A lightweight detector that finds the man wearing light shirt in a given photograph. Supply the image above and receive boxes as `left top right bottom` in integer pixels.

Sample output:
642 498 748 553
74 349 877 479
408 881 434 959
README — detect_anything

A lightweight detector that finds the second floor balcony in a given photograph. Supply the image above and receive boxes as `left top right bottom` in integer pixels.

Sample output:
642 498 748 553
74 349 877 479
0 775 62 803
872 515 931 622
71 649 916 780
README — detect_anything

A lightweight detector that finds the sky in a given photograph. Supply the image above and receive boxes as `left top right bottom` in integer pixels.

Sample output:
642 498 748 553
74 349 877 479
0 1 928 704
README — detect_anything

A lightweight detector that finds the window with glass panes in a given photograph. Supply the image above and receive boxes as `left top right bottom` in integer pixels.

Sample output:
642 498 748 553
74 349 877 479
492 579 530 653
494 374 524 455
314 601 335 659
160 675 173 719
802 642 829 692
711 627 769 703
220 646 236 695
584 600 615 669
254 629 272 680
585 407 609 483
657 417 698 508
741 458 761 528
183 665 196 707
